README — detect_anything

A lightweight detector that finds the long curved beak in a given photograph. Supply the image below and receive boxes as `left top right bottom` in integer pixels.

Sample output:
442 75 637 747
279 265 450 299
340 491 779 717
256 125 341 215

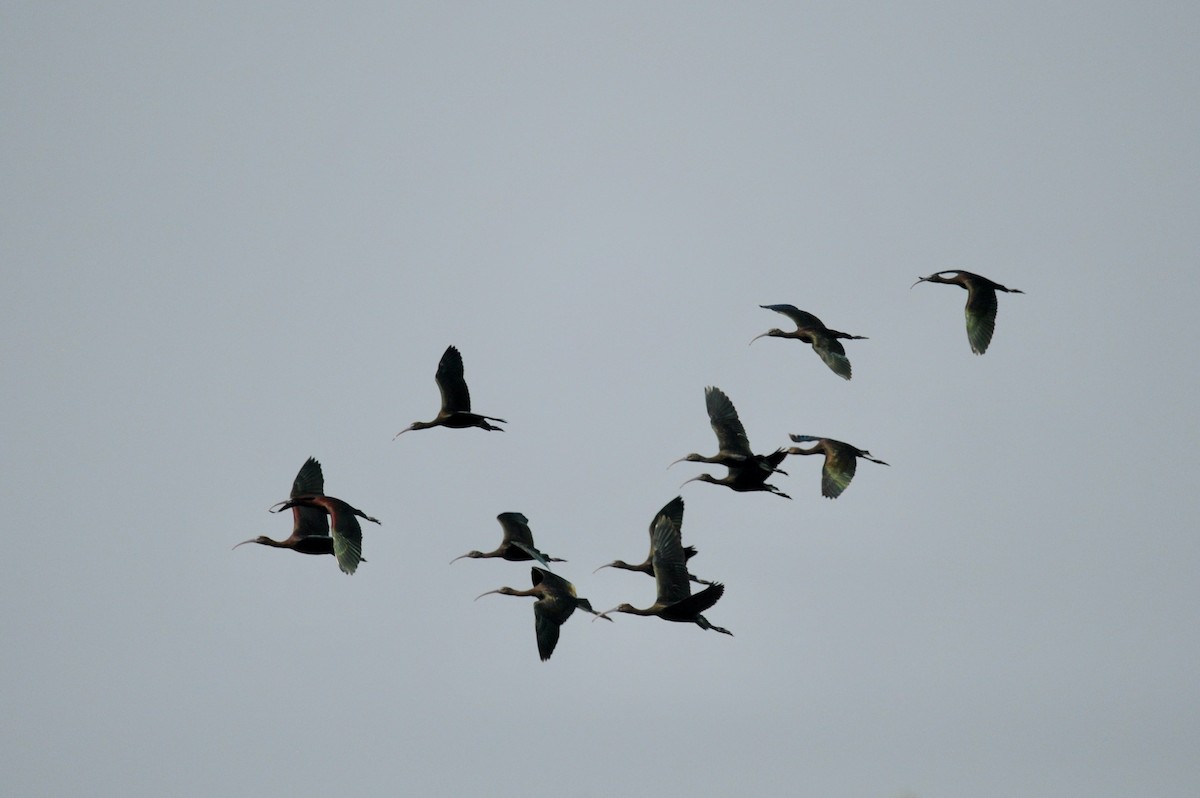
269 500 293 513
666 457 687 470
910 276 929 288
592 563 614 574
474 589 503 601
748 332 770 345
591 606 619 622
392 427 413 440
679 475 702 489
449 553 470 565
232 539 254 550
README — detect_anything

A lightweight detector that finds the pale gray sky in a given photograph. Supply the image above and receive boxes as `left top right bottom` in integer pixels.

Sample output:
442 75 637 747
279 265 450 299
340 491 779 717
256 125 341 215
3 3 1198 796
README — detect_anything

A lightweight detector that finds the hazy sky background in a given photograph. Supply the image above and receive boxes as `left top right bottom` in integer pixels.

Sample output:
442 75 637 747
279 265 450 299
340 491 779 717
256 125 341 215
3 3 1198 796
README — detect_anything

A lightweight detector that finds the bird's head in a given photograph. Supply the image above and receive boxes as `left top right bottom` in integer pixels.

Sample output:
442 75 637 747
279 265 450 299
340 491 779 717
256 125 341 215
680 474 718 489
749 329 784 345
232 536 271 550
593 560 629 573
475 586 527 601
911 271 956 288
667 453 703 469
269 499 297 514
393 421 434 439
449 550 484 564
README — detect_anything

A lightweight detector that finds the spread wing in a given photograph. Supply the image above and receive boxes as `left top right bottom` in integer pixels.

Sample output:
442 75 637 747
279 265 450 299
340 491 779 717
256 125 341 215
964 285 999 355
761 304 827 330
810 335 852 380
650 514 692 605
704 387 752 457
497 512 535 547
435 345 472 412
821 443 859 498
328 501 364 574
290 458 329 539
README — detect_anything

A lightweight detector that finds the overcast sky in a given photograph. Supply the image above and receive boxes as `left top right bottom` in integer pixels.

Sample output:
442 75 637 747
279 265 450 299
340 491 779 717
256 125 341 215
3 3 1198 796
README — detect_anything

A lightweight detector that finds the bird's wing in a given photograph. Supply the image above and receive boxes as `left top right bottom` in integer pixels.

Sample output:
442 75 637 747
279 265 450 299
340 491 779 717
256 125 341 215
668 582 725 617
328 501 364 574
533 596 574 661
509 540 551 569
705 387 752 457
761 304 826 330
810 334 852 380
651 514 692 605
290 458 329 539
964 285 999 354
497 512 535 546
822 443 858 498
435 345 472 411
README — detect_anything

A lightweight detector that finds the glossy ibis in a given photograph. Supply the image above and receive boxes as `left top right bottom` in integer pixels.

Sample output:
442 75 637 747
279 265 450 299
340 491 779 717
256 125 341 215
450 512 565 569
751 304 867 380
234 457 341 564
476 567 611 661
911 270 1024 354
269 494 381 575
670 386 788 477
395 345 506 436
593 496 713 586
786 434 889 499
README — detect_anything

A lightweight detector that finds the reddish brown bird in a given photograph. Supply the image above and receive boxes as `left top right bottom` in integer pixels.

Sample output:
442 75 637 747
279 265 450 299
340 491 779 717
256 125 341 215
596 514 732 636
476 567 611 661
395 345 506 436
269 494 381 575
786 434 889 499
911 270 1024 354
593 496 713 586
450 512 565 569
234 458 380 575
751 304 867 380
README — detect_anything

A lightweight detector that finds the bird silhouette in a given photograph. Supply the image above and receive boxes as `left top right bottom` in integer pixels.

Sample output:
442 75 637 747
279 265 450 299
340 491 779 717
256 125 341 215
395 345 506 436
476 567 611 661
597 514 732 635
786 434 889 499
669 386 788 478
751 304 867 380
234 458 346 565
911 270 1024 354
266 493 381 575
593 496 714 586
450 512 565 569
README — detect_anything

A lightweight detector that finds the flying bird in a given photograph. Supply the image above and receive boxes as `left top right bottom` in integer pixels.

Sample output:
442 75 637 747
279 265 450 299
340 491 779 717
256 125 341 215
911 270 1024 354
263 490 381 575
476 567 611 661
234 457 344 564
593 496 713 586
596 514 732 635
786 434 889 499
751 304 867 380
670 386 788 478
450 512 565 569
395 345 506 436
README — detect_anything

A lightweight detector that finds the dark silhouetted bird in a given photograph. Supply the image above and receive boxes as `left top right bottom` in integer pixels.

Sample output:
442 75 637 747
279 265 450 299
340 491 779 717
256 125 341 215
597 514 731 635
264 490 381 575
593 496 713 586
450 512 565 569
234 457 343 564
786 434 889 499
476 567 610 661
395 345 506 436
911 270 1024 354
751 304 867 380
670 386 788 478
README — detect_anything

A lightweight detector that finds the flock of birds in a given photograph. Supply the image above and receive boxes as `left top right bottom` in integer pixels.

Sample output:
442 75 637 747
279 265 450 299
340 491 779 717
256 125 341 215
235 270 1024 660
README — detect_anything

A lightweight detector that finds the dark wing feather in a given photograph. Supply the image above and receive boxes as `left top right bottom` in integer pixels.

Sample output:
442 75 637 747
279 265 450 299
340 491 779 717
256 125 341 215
964 284 999 354
821 443 858 498
704 387 752 457
665 582 725 618
327 499 364 574
435 345 472 411
810 334 852 380
650 514 692 605
533 600 566 661
497 512 535 547
761 304 827 330
290 458 329 539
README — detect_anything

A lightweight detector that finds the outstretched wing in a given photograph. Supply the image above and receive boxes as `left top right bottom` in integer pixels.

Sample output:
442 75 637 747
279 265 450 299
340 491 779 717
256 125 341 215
435 345 472 411
533 600 568 661
704 387 752 457
497 512 535 547
290 458 329 540
761 304 827 330
650 514 692 605
810 335 852 380
964 285 999 355
666 581 725 618
821 443 859 498
328 500 364 574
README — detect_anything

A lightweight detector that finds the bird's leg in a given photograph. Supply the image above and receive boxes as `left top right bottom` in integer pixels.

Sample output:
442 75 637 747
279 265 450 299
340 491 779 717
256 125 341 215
696 615 733 636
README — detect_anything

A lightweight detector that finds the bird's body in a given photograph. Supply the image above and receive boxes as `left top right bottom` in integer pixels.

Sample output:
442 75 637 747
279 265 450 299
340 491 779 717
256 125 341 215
911 270 1024 354
476 567 609 661
597 514 731 635
234 457 343 563
752 304 867 380
786 434 889 499
676 387 791 499
451 512 565 568
396 345 506 436
594 496 713 586
683 450 792 500
268 494 381 574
